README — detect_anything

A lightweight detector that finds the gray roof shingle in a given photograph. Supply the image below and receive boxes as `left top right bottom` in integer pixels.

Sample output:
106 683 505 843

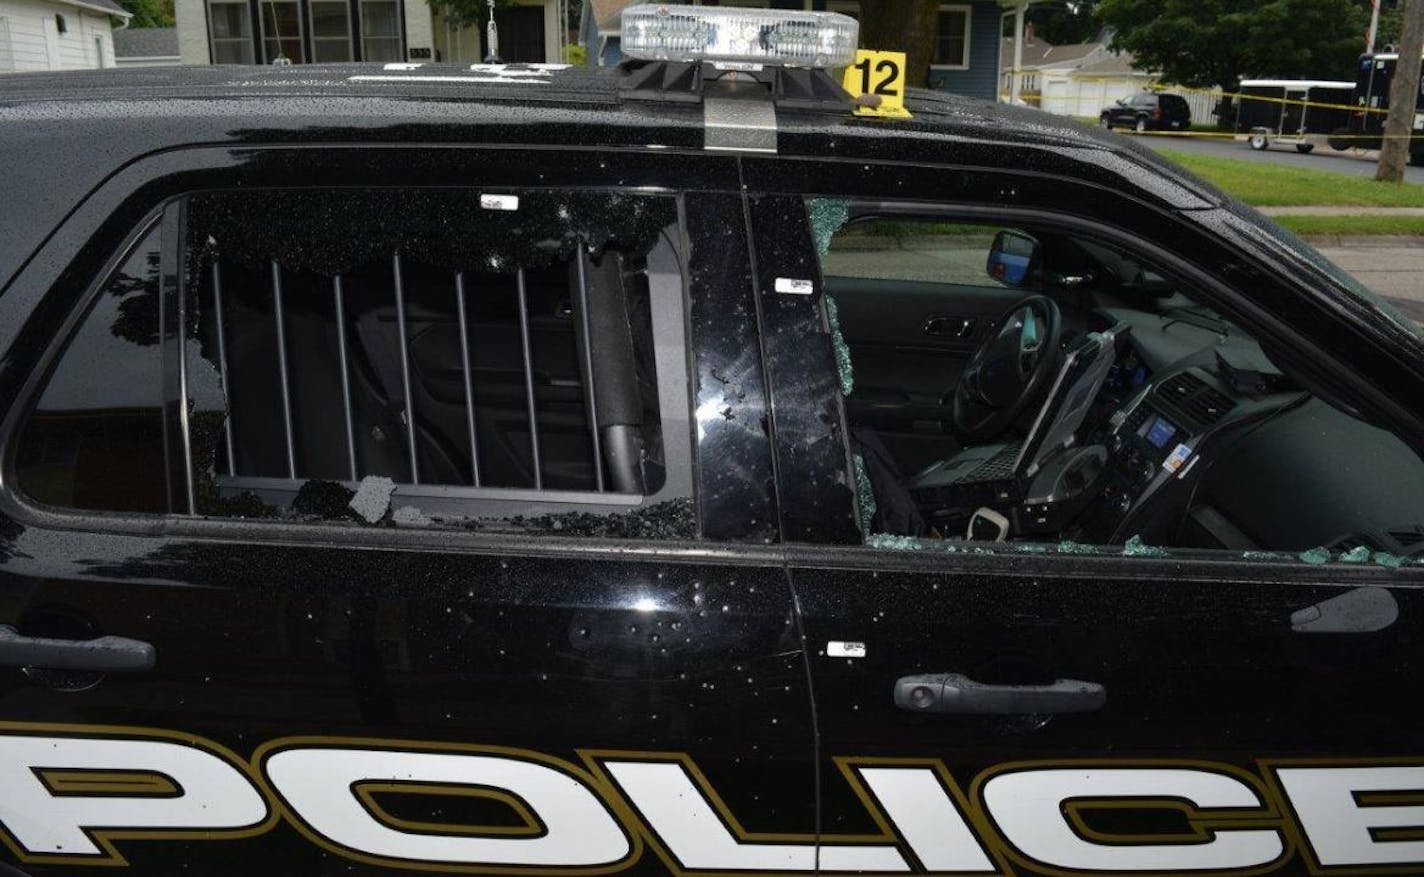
113 26 180 58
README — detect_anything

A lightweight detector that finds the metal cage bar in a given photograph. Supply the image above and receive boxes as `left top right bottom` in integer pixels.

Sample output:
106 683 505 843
393 252 419 484
333 275 358 482
211 258 237 476
455 272 482 487
515 268 543 490
573 246 605 492
173 204 197 515
271 259 297 479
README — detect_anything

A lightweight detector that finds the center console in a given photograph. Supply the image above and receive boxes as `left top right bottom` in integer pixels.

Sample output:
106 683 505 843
1077 368 1233 542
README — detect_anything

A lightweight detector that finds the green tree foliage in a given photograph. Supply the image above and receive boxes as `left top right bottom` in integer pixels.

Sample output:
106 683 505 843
1096 0 1368 90
1026 1 1101 45
1376 4 1405 44
118 0 173 29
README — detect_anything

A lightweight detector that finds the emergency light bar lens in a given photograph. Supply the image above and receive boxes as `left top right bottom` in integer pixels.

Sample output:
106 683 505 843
620 4 859 69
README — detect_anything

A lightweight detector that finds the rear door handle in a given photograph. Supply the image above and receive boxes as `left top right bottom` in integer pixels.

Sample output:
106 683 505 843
894 673 1105 715
0 625 155 673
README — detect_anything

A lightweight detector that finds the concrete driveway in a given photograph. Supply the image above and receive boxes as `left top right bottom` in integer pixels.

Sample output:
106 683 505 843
1135 133 1424 184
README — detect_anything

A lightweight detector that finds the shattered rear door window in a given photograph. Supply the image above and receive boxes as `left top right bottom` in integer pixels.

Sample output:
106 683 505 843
182 188 694 533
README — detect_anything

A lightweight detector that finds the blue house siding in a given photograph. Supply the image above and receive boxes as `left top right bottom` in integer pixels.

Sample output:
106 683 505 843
585 0 1004 102
926 1 1002 100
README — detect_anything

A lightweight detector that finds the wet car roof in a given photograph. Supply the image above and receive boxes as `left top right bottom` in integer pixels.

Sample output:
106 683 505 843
0 63 1222 204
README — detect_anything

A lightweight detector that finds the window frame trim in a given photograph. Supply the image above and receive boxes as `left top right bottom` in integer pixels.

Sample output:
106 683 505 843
929 2 972 72
206 0 257 64
307 0 355 62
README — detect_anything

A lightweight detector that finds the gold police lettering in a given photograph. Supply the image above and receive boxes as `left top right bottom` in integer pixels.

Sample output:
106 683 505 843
1 722 1422 874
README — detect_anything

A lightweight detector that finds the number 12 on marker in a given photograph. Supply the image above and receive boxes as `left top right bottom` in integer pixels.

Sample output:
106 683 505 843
843 49 912 119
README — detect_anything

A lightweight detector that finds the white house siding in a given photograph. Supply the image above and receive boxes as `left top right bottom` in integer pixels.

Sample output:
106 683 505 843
1040 74 1215 124
174 0 209 64
0 0 117 70
1039 72 1148 118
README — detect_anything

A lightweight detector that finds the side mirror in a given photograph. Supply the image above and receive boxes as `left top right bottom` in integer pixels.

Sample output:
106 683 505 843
987 230 1040 288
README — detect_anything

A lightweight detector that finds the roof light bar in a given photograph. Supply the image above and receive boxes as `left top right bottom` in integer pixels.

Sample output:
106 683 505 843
620 4 859 69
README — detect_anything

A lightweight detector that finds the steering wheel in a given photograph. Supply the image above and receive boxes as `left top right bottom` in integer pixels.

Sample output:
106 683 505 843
951 295 1062 444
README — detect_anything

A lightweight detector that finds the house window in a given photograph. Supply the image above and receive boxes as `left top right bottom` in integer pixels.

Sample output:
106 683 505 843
360 0 402 61
310 0 353 61
932 4 970 69
209 0 255 63
260 0 306 62
488 4 545 63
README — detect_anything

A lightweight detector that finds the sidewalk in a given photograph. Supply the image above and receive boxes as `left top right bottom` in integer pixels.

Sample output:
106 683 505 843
1258 206 1424 216
1304 236 1424 322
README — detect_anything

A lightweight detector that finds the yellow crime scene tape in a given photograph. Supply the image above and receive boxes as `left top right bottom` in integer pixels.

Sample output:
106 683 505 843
994 71 1421 140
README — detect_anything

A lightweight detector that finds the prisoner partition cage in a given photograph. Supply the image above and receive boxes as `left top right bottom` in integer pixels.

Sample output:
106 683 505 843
177 188 693 522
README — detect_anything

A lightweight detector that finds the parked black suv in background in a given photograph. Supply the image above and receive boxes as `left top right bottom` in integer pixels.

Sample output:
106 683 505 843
1101 91 1192 132
1 5 1423 876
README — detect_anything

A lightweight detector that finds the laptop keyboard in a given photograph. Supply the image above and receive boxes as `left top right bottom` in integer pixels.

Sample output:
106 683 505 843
961 442 1023 483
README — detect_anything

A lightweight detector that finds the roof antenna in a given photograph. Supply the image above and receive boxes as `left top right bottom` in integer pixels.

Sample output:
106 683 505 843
483 0 502 63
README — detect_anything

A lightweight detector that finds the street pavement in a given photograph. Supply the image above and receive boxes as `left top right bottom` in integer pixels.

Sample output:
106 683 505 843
1135 133 1424 184
1309 239 1424 322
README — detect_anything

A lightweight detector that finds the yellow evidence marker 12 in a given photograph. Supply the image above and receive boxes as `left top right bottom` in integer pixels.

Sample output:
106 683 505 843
843 49 913 119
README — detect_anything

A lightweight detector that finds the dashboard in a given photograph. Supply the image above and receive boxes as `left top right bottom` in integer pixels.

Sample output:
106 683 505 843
1017 303 1308 547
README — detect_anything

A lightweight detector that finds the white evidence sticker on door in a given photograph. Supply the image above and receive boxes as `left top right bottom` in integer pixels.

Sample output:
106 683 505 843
827 641 867 659
775 277 815 295
480 194 520 211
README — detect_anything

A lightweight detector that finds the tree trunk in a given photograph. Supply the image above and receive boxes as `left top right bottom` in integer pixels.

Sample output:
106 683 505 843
856 0 940 88
1376 0 1424 182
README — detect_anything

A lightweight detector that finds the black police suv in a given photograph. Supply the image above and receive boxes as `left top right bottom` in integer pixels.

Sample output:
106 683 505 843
1100 91 1192 133
1 13 1423 877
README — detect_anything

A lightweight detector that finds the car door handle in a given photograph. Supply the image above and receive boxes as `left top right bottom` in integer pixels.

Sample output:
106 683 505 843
0 625 155 673
894 673 1105 715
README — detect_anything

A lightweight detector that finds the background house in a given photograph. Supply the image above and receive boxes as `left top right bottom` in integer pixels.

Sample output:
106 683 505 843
1000 29 1215 122
113 24 180 65
582 0 1040 102
998 29 1104 105
0 0 129 71
174 0 561 65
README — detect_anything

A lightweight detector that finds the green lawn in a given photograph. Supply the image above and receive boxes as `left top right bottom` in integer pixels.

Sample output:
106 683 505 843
1271 214 1424 237
1157 149 1424 208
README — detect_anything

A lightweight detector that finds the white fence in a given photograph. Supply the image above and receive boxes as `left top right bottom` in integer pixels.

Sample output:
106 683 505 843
1036 77 1222 125
1158 87 1220 125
